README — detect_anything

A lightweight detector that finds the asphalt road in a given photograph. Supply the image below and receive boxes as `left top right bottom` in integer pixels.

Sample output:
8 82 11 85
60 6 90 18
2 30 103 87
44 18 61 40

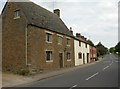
22 54 119 88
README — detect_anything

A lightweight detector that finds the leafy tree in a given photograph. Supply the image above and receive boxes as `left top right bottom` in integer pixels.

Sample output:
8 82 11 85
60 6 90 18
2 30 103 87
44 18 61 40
109 47 115 53
115 41 120 54
96 42 108 56
87 39 94 47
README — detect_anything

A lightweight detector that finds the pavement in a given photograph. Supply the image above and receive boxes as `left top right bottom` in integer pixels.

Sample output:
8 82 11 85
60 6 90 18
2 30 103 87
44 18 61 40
2 57 101 87
0 66 1 88
0 16 1 64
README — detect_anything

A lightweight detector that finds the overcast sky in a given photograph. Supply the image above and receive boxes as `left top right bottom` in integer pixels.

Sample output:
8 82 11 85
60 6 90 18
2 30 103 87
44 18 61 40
0 0 119 48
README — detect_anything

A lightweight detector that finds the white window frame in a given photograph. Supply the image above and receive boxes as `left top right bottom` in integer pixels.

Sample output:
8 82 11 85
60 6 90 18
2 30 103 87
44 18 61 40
79 41 81 46
45 50 53 62
66 38 71 46
67 52 71 61
14 10 20 19
78 52 82 59
58 36 63 45
46 32 52 43
85 43 87 48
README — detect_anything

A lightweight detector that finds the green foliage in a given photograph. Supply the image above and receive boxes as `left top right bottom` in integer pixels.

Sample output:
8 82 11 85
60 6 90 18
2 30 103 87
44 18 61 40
87 39 94 46
109 47 115 53
115 41 120 54
15 69 30 76
118 53 120 57
96 42 108 57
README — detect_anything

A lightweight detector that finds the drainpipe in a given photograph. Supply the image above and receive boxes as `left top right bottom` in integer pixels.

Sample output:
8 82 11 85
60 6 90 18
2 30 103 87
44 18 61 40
25 26 31 66
25 27 28 66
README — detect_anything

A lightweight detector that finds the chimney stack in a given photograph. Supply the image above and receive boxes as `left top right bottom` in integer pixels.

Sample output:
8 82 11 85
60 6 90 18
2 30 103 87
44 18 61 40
76 33 81 38
54 9 60 17
81 36 84 39
84 37 87 41
76 33 87 41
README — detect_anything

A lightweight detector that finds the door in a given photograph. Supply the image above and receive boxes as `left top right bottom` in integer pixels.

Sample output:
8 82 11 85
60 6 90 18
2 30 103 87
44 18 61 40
87 53 89 63
59 53 64 68
83 53 85 64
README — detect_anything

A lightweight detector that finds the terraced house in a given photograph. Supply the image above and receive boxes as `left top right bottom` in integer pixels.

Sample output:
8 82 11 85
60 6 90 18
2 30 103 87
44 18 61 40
2 1 75 73
74 33 90 66
89 46 97 62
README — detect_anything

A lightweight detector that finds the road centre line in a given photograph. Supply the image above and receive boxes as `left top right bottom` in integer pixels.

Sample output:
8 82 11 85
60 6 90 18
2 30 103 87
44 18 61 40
85 72 99 81
69 85 77 89
115 61 119 63
103 66 109 71
109 61 113 66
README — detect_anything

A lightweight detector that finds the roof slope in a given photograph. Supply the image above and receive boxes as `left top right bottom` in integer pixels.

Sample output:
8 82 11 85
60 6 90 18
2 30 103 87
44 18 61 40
16 1 73 37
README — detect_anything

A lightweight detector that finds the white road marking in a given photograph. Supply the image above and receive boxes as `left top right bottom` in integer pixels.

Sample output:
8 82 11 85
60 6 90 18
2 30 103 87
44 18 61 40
109 63 112 66
69 85 77 89
103 66 109 71
72 85 77 87
85 72 99 81
109 61 113 66
115 61 119 62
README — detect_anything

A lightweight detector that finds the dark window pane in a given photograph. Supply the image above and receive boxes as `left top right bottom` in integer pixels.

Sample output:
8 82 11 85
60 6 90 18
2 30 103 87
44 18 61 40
46 51 52 61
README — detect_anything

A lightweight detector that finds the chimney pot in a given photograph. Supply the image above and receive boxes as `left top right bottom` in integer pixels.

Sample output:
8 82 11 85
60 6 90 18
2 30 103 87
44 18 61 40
81 36 84 39
76 33 81 38
70 27 72 30
69 27 73 35
84 38 87 41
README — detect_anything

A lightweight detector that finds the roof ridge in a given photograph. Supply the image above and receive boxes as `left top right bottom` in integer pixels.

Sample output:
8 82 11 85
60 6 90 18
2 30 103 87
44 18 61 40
4 1 73 37
7 0 31 2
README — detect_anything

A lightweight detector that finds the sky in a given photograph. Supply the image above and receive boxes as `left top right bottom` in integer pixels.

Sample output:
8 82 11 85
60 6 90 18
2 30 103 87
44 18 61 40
0 0 119 48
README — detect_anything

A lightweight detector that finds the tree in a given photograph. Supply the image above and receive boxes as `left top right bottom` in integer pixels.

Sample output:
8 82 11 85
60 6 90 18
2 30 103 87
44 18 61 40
109 47 115 53
87 39 94 47
96 42 108 56
115 41 120 54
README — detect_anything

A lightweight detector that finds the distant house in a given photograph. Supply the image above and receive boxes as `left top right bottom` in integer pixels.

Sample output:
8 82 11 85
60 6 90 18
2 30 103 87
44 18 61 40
74 33 90 66
89 46 97 62
2 1 75 73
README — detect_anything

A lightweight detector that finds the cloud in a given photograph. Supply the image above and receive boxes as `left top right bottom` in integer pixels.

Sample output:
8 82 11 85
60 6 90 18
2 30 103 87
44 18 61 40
0 0 7 14
52 1 118 48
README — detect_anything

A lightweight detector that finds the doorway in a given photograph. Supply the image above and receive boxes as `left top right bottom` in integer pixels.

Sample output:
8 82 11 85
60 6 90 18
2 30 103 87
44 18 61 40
59 52 64 68
83 53 85 64
87 53 89 63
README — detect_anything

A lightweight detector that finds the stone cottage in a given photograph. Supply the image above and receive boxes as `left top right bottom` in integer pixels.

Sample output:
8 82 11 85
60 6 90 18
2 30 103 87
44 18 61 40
2 1 75 73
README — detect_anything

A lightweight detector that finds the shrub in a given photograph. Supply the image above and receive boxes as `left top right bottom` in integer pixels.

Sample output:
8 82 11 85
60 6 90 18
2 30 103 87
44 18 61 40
15 69 30 76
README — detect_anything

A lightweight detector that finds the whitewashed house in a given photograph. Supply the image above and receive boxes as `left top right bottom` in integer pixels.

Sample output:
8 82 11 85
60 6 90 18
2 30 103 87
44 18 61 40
74 33 90 66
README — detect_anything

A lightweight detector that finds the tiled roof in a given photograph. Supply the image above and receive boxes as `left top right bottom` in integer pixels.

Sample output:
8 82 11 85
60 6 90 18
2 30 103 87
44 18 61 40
17 1 73 37
74 36 88 44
